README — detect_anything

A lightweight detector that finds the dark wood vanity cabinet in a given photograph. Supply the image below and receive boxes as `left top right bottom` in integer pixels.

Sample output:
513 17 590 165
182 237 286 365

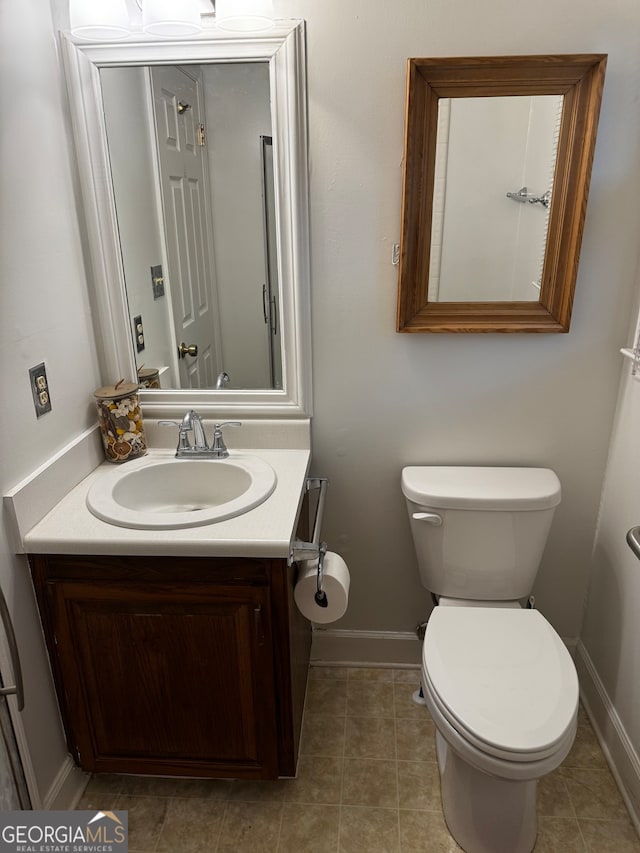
29 553 311 780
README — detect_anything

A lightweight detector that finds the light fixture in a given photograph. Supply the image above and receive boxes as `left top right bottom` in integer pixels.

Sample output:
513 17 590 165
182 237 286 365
68 0 276 41
215 0 274 32
69 0 130 41
142 0 203 37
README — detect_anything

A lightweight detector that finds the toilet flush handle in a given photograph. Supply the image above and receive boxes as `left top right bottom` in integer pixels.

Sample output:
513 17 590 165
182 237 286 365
412 512 443 525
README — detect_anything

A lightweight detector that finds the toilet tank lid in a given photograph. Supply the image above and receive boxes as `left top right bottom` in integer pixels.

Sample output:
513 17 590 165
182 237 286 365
401 466 561 511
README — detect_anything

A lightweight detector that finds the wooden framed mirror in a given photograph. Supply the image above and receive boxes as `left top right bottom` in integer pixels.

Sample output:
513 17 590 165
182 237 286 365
397 54 607 333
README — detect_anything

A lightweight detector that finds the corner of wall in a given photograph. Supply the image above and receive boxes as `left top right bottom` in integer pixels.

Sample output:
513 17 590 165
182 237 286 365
576 640 640 832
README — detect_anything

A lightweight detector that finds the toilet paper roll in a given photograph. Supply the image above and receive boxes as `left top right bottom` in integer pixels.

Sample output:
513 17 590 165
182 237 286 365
294 551 350 624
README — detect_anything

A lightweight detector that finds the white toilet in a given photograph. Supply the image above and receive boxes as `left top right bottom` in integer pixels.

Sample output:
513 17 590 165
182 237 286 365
401 466 579 853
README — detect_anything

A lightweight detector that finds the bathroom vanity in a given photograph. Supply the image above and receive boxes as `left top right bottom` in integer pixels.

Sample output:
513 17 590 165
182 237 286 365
19 443 313 781
29 551 309 780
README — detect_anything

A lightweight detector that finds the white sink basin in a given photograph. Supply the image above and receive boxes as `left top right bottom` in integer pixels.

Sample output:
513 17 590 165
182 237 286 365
86 454 277 529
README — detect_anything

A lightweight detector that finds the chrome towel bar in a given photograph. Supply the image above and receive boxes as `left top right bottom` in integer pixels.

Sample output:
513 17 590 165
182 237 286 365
627 526 640 560
0 586 24 711
289 478 329 607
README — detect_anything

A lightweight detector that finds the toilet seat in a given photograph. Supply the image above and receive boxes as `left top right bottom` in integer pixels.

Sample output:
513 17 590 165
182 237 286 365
422 607 578 763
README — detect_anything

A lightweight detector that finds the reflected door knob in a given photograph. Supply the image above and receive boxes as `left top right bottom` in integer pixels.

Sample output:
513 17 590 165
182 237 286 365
178 342 198 359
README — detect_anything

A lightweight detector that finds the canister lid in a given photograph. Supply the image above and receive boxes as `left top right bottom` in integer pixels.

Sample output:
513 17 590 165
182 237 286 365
94 381 139 401
401 466 561 511
137 368 159 380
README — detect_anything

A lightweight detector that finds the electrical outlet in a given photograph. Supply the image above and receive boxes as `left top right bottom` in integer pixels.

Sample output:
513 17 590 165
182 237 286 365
133 315 145 352
29 362 52 418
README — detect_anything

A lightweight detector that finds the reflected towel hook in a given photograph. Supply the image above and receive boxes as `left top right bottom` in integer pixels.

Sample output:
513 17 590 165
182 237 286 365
506 186 551 208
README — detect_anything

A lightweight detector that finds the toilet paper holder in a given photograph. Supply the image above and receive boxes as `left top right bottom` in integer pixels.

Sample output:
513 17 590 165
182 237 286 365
289 477 329 607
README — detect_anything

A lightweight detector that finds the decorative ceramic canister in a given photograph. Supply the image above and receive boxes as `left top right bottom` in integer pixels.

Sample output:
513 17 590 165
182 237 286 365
94 381 147 463
137 367 161 389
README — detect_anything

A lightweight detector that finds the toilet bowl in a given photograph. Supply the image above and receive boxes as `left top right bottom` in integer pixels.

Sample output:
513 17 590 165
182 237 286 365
421 607 578 853
401 466 579 852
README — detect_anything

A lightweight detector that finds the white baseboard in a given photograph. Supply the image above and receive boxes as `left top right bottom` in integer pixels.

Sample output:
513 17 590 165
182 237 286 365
310 628 421 666
309 628 577 669
43 755 89 810
576 640 640 832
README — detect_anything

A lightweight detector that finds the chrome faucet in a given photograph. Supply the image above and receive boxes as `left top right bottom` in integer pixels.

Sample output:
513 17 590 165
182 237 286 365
159 411 240 458
215 371 230 390
183 410 208 450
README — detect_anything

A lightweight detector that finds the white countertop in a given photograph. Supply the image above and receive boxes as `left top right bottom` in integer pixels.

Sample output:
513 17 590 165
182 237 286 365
23 448 311 559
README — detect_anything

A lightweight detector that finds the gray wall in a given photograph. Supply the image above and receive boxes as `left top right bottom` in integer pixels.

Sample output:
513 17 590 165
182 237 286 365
0 0 102 803
580 300 640 820
276 0 640 638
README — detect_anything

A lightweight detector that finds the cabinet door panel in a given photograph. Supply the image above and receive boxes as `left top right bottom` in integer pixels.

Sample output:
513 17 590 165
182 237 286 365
54 581 278 776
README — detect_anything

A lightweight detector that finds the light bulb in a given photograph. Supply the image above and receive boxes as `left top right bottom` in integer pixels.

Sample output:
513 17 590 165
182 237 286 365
69 0 130 40
143 0 203 37
216 0 274 33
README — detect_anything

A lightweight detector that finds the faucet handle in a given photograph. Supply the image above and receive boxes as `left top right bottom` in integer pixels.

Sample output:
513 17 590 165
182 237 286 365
159 419 192 453
211 421 241 458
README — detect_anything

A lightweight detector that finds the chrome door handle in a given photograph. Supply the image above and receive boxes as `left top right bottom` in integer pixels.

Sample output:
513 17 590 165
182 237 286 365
178 342 198 359
0 586 24 711
627 527 640 560
412 512 443 526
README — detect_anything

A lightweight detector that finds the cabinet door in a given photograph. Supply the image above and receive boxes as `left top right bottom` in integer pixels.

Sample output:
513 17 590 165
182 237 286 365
53 580 278 778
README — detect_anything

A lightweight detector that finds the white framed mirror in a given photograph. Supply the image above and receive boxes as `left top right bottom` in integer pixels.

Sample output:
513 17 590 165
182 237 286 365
62 20 311 417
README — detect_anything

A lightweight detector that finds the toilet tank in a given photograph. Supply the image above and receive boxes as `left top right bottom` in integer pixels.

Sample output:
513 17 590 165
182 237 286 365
401 467 561 601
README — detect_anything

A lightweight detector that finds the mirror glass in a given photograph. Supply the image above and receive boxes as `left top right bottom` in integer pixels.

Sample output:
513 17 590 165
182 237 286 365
101 61 282 391
430 94 563 303
397 54 607 333
61 22 311 417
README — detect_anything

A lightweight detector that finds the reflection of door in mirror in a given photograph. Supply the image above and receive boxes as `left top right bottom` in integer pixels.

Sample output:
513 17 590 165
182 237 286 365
429 95 563 303
100 62 278 391
151 65 222 389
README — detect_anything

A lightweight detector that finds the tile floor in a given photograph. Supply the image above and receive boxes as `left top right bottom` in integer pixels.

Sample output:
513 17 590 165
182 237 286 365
78 665 640 852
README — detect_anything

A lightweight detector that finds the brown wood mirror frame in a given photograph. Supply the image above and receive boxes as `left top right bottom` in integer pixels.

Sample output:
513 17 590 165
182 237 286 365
397 54 607 333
